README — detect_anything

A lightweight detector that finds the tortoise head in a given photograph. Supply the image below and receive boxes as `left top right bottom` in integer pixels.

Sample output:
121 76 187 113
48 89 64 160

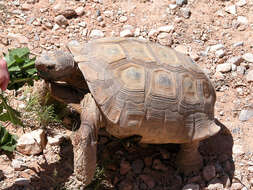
35 50 76 82
36 41 87 90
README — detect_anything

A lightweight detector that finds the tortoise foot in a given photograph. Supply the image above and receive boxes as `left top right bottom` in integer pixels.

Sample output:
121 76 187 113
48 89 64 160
176 141 203 175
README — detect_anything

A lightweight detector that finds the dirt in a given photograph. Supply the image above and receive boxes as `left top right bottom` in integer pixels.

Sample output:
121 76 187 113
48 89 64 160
0 0 253 189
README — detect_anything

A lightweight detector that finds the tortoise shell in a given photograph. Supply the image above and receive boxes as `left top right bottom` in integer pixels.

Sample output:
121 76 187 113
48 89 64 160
67 38 220 144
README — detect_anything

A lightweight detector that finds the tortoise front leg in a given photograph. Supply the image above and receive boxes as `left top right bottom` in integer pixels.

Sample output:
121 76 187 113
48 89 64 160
176 141 203 175
72 93 102 186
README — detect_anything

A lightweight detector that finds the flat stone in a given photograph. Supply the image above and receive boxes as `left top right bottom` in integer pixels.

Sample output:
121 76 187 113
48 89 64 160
90 29 104 38
158 25 174 33
210 44 224 52
216 63 231 73
169 4 178 10
21 3 30 11
104 10 113 18
225 5 237 15
120 29 133 37
242 53 253 63
134 28 141 37
239 109 253 121
203 165 216 181
182 184 200 190
16 129 46 155
58 9 77 19
246 70 253 82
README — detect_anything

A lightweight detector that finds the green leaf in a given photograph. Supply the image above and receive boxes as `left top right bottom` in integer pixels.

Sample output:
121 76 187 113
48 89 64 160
0 94 23 126
0 124 17 152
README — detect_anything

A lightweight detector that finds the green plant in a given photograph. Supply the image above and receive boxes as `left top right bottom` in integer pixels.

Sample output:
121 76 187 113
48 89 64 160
0 93 22 152
25 93 61 127
4 47 38 90
0 124 17 152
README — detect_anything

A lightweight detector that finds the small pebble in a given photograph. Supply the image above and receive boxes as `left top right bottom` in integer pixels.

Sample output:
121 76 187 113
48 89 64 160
233 41 244 47
75 6 85 16
225 5 237 15
239 109 253 121
120 29 133 37
237 16 248 25
181 7 191 18
119 16 128 23
242 53 253 63
236 0 247 7
210 44 224 52
176 0 187 6
90 29 104 38
216 63 231 73
215 49 225 58
158 25 174 33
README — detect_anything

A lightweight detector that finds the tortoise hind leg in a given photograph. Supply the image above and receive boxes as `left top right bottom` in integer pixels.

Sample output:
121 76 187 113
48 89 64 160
176 141 203 175
72 93 102 186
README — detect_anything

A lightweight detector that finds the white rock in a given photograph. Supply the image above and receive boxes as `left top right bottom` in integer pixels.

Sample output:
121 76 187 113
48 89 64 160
7 33 29 44
237 16 248 25
104 10 113 18
148 29 158 38
248 166 253 173
55 15 68 26
232 144 244 155
78 21 86 28
90 29 104 38
16 129 46 155
82 28 88 36
47 134 64 146
119 16 128 23
216 63 231 73
134 28 141 37
11 159 26 171
157 25 174 33
182 184 200 190
215 49 225 58
169 4 178 10
123 24 134 30
225 56 243 66
242 53 253 63
75 6 85 16
120 29 133 37
233 41 244 47
236 0 247 7
210 44 224 52
225 5 237 15
246 70 253 82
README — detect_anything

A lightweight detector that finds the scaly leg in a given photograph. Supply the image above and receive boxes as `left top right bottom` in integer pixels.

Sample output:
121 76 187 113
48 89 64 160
72 93 102 186
176 141 203 175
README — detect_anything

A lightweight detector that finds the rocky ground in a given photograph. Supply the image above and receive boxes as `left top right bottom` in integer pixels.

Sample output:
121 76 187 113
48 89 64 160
0 0 253 189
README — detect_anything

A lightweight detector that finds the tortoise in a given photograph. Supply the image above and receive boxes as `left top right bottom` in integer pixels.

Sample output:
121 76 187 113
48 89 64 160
35 37 220 186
